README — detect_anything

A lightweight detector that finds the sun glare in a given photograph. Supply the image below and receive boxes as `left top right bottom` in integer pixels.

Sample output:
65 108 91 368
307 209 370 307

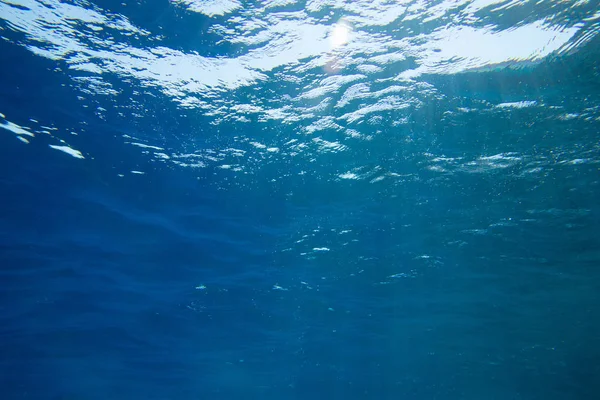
330 22 351 49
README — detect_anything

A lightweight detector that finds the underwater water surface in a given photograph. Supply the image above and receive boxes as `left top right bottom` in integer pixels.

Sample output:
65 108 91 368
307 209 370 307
1 0 600 399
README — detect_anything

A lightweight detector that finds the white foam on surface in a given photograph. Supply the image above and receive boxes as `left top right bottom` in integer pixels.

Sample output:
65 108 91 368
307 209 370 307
49 145 85 159
1 120 34 137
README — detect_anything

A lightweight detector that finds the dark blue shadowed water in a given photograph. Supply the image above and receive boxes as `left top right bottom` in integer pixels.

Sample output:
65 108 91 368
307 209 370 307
1 0 600 399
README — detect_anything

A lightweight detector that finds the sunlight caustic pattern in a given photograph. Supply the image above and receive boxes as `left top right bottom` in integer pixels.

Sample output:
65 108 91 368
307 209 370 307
0 0 599 182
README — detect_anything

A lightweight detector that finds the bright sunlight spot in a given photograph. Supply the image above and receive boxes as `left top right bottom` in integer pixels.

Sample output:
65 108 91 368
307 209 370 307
329 21 351 49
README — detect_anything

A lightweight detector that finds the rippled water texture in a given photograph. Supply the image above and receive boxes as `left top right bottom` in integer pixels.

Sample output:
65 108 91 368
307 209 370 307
1 0 599 399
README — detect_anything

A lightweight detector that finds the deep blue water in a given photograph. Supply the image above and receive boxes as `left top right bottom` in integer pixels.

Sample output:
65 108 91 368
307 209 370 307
1 0 600 399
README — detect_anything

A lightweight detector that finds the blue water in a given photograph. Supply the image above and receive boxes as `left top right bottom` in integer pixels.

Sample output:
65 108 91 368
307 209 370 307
1 0 600 399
